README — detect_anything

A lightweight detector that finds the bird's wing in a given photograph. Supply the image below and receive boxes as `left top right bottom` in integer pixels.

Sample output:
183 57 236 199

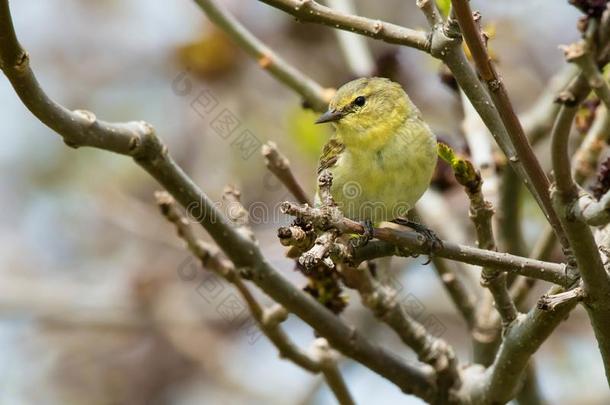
317 137 345 174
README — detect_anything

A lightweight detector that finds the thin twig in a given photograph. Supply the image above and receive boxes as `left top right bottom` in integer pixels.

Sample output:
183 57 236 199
510 225 557 307
262 141 311 205
193 0 330 111
258 0 431 51
440 147 517 362
341 262 461 401
537 285 584 311
432 257 477 330
565 40 610 111
309 339 355 405
573 105 610 185
462 165 519 327
551 81 609 296
418 0 443 27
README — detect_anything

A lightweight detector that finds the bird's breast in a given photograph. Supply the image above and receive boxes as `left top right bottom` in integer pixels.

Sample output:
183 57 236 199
329 126 437 222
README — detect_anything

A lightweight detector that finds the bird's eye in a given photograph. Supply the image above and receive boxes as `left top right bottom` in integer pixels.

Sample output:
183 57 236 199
353 96 366 107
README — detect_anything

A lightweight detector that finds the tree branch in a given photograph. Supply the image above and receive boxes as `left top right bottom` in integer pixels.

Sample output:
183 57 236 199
577 189 610 226
417 0 443 28
0 2 437 399
258 0 431 51
432 257 477 330
461 285 578 403
262 141 311 205
550 67 610 385
156 191 354 404
285 172 461 400
309 338 355 405
551 81 609 299
193 0 330 111
573 105 610 185
257 0 570 249
565 40 610 111
447 150 518 327
280 203 571 286
537 285 584 311
449 0 567 249
510 225 557 307
341 262 461 401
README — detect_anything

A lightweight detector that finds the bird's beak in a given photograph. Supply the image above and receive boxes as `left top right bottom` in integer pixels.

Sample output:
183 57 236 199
315 109 344 124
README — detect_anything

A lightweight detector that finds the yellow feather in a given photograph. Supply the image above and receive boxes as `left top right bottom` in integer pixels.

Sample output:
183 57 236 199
316 77 437 223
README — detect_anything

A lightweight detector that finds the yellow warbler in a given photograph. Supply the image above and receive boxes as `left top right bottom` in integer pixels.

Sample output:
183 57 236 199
315 77 439 244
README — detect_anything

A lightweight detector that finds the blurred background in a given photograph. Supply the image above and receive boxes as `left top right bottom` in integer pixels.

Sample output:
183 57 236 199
0 0 608 404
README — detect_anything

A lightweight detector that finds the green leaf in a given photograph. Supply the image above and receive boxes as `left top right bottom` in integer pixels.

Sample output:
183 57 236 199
437 142 482 194
437 142 456 165
435 0 451 17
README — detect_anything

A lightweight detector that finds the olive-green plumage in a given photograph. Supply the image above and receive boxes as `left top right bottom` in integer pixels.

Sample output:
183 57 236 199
316 77 437 223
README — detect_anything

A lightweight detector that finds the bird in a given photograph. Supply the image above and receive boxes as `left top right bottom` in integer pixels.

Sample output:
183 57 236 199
314 77 439 246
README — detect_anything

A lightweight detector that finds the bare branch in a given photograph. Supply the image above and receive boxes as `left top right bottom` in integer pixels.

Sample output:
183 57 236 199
461 164 518 327
537 285 584 311
432 257 477 330
341 262 461 400
417 0 443 28
262 141 311 205
551 88 609 298
309 339 355 405
258 0 431 51
573 106 610 185
281 202 571 287
577 190 610 226
510 225 557 307
565 40 610 111
193 0 330 111
449 0 567 249
439 144 517 365
0 2 437 399
550 70 610 384
460 286 579 403
156 192 354 402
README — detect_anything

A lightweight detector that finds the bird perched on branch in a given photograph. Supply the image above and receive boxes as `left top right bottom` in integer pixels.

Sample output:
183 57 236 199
315 77 439 246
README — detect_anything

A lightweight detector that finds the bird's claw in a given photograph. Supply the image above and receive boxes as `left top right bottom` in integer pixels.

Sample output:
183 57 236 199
391 218 442 264
350 219 374 249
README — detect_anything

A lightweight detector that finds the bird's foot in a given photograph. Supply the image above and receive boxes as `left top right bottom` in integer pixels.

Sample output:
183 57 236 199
391 218 443 264
350 219 374 249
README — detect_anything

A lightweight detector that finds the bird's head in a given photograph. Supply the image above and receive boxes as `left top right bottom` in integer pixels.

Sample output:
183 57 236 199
316 77 416 148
